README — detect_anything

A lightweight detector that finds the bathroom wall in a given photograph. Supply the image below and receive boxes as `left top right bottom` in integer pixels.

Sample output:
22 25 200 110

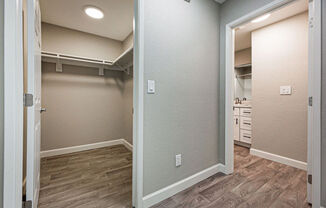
235 48 251 67
251 12 308 162
235 48 252 100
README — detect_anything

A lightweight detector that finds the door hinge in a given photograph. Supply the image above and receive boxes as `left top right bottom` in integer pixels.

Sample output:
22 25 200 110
308 174 312 184
309 17 314 28
308 96 313 106
22 200 32 208
24 93 34 107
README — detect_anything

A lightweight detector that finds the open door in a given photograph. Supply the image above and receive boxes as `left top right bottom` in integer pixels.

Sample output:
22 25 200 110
307 0 322 206
26 0 42 207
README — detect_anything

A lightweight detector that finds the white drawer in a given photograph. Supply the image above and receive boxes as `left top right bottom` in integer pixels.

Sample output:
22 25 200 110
240 108 252 117
240 117 252 130
233 107 240 116
240 129 252 144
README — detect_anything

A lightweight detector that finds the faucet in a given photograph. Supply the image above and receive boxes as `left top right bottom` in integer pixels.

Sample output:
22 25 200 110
235 97 241 104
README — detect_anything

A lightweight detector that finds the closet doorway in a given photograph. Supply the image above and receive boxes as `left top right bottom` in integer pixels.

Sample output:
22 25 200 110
23 0 137 207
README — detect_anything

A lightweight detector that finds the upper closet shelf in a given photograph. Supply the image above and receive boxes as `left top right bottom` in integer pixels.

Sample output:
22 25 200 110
41 46 133 76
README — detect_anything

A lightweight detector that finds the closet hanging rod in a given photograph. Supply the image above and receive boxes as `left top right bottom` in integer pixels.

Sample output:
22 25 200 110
236 73 252 78
41 51 114 66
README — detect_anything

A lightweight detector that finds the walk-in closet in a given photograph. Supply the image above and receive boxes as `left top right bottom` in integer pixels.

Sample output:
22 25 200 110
35 0 134 207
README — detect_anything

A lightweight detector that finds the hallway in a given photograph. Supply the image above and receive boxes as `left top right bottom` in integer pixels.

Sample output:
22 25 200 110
153 145 309 208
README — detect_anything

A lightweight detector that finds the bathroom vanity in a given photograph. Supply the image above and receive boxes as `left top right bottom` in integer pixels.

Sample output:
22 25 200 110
234 105 252 145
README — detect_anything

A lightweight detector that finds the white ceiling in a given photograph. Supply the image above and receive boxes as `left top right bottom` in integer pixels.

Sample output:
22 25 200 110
40 0 134 41
235 0 308 51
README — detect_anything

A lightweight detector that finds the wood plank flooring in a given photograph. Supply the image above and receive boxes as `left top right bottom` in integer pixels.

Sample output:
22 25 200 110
38 145 132 208
152 145 310 208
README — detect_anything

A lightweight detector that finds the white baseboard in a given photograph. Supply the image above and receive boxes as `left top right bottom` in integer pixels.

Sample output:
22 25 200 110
40 139 133 158
250 148 307 171
142 163 225 208
123 139 133 152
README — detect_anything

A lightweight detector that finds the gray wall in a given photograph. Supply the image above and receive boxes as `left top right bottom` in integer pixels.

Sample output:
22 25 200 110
219 0 277 163
143 0 220 195
251 12 308 163
322 0 326 206
0 0 3 206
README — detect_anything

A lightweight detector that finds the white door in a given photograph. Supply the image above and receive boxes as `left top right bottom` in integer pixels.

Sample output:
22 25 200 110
26 0 42 207
307 0 322 205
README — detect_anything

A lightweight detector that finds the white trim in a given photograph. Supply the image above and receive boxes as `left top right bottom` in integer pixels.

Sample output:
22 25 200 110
133 0 145 207
40 139 133 158
3 0 24 207
142 164 226 208
250 148 307 170
308 0 321 207
123 139 133 152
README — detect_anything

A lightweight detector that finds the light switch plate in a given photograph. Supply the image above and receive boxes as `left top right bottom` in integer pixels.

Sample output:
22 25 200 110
280 86 292 95
147 80 155 94
175 154 182 167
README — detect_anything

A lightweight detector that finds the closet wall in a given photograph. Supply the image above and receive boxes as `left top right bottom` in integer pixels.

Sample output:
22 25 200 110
41 23 133 151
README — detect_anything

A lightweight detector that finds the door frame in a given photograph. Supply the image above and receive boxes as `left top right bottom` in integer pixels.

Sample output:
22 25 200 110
133 0 144 207
3 0 24 207
4 0 145 207
224 0 322 207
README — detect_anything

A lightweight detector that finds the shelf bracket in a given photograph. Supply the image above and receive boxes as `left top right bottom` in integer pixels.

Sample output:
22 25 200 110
99 65 104 76
56 59 62 72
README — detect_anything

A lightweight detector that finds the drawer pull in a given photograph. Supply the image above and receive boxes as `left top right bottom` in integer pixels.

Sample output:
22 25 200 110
243 122 251 125
243 136 251 139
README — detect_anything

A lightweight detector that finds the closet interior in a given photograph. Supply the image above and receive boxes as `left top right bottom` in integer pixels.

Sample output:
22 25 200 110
37 0 134 207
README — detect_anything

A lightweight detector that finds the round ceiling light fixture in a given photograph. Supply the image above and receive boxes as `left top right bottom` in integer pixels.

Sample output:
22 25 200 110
251 13 271 23
84 6 104 19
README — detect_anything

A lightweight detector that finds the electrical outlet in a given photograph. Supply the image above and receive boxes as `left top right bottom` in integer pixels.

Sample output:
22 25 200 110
176 154 182 167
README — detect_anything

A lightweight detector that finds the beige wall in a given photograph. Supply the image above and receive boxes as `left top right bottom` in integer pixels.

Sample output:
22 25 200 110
122 71 133 144
251 12 308 162
42 23 123 61
235 48 251 67
41 63 132 150
122 32 134 51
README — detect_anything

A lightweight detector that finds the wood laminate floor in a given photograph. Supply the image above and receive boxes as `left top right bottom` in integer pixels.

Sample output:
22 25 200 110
38 145 132 208
153 145 310 208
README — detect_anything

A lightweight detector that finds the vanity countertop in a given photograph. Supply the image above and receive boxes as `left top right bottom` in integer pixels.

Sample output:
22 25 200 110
233 104 252 108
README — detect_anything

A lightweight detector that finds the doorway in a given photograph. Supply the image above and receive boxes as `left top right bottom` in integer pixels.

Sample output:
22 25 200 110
22 0 138 207
225 0 321 207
